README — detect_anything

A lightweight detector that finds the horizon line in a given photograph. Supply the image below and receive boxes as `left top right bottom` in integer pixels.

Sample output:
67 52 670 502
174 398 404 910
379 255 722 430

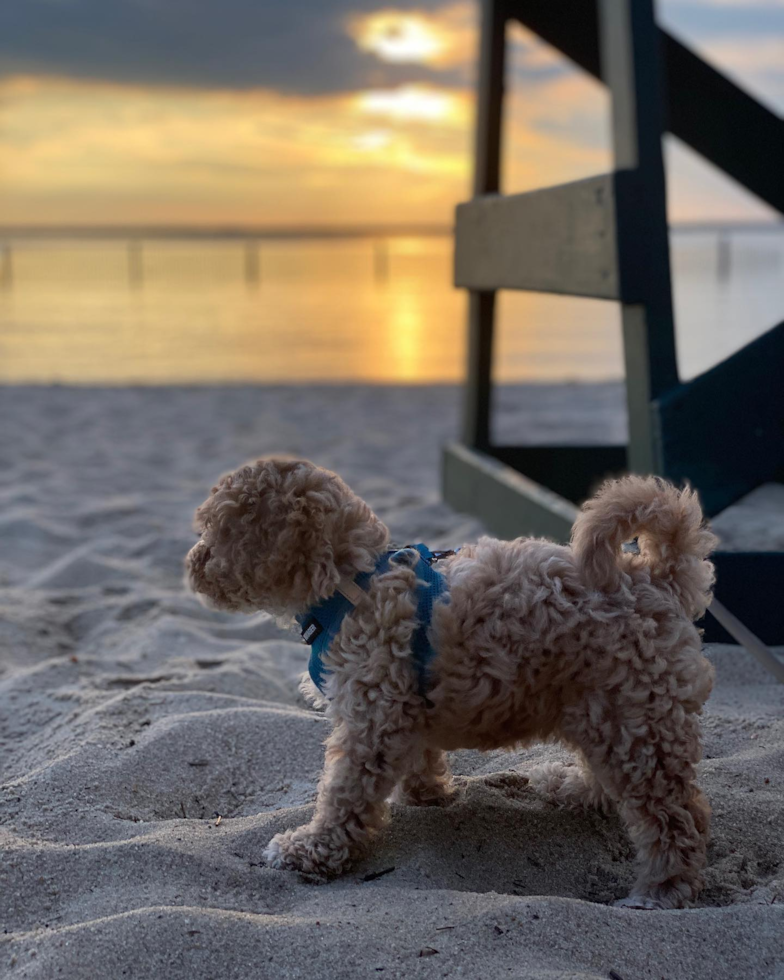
0 219 782 241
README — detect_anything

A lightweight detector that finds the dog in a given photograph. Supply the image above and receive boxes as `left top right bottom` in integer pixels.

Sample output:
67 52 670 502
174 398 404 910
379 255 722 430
185 456 717 909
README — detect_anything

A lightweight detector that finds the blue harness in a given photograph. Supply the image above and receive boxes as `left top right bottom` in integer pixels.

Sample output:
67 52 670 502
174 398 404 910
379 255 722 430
296 544 453 698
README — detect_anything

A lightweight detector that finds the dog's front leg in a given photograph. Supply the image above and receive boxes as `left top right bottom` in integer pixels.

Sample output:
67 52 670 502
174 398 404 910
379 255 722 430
264 716 417 875
265 560 421 876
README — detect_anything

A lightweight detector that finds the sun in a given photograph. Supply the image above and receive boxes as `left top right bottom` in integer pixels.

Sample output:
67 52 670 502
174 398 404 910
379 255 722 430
350 11 447 64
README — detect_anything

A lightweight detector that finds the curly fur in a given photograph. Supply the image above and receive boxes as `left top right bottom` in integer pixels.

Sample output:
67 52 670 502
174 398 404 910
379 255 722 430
185 458 718 910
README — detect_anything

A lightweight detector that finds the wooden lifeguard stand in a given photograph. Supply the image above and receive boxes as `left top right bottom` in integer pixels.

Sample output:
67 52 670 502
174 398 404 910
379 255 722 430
444 0 784 644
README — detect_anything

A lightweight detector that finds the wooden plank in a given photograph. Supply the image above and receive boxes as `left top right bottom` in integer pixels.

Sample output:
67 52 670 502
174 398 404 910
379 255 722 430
600 0 678 478
619 304 661 475
509 0 784 215
454 175 619 298
600 0 678 402
491 445 627 505
702 553 784 646
463 292 495 449
460 0 508 450
442 442 577 542
664 39 784 215
656 320 784 516
707 599 784 681
473 0 507 197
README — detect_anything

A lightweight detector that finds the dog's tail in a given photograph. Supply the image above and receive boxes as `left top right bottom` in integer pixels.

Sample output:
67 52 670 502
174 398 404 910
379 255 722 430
571 475 717 619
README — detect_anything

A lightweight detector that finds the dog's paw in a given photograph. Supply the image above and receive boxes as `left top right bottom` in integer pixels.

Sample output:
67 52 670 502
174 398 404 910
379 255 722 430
527 762 577 803
392 779 463 807
263 832 295 870
613 895 666 911
483 770 530 801
263 827 351 876
614 875 697 910
527 762 613 812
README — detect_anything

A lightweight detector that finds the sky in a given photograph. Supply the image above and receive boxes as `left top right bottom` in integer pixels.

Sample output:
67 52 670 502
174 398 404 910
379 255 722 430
1 0 782 228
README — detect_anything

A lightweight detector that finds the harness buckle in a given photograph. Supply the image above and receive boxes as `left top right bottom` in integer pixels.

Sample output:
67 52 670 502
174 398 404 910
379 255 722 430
429 549 457 563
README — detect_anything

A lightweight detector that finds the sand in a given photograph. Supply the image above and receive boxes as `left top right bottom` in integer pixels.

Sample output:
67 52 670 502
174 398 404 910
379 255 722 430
1 383 782 980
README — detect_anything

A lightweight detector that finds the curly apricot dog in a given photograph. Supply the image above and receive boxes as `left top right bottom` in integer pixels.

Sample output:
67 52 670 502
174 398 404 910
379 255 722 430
185 457 716 909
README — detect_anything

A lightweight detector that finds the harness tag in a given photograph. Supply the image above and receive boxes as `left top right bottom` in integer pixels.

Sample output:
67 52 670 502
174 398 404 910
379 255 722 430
336 578 365 606
300 617 324 645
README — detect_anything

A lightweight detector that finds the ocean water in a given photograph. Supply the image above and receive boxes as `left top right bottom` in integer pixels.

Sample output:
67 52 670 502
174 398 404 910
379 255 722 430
0 229 781 385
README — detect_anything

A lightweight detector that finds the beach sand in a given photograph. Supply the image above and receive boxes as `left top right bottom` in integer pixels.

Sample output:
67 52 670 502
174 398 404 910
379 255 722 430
1 383 782 979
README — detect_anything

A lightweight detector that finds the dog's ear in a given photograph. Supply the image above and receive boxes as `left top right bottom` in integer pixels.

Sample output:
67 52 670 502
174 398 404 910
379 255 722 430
332 495 389 578
271 466 389 604
290 495 343 601
307 539 342 600
191 467 250 536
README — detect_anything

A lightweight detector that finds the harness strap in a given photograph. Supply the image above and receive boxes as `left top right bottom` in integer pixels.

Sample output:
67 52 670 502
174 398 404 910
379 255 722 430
336 577 366 606
407 544 450 695
297 544 451 698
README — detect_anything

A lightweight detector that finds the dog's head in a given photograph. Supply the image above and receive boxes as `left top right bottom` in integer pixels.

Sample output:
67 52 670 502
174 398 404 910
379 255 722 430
185 456 389 616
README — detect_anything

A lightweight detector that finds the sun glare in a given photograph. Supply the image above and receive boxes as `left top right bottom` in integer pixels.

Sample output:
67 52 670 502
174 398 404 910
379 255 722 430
356 85 458 122
352 129 393 151
351 12 446 64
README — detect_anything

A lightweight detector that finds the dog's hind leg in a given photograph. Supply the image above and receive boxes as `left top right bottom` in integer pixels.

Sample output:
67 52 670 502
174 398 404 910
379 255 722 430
615 776 710 910
391 746 456 806
564 702 709 909
610 714 710 910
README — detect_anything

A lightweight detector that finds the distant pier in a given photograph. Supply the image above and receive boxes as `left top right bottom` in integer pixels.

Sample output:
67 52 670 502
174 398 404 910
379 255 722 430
0 244 12 288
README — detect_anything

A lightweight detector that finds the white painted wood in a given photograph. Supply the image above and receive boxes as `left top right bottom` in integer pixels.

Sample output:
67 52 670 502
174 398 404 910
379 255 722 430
709 599 784 684
454 175 619 299
442 442 576 542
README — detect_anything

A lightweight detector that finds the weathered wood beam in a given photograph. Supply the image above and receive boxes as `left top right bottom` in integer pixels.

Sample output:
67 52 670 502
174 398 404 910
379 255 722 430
463 292 495 449
461 0 508 450
442 442 577 541
601 0 678 473
454 174 619 298
655 320 784 516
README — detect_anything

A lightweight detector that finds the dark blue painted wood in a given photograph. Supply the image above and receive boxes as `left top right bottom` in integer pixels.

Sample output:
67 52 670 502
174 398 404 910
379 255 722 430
491 446 627 505
656 321 784 516
702 553 784 645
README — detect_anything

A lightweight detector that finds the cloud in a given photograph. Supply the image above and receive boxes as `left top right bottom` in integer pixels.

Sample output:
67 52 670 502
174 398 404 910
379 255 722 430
658 0 784 55
0 75 472 225
0 0 472 94
356 84 467 122
3 0 783 102
0 0 583 95
1 2 780 227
